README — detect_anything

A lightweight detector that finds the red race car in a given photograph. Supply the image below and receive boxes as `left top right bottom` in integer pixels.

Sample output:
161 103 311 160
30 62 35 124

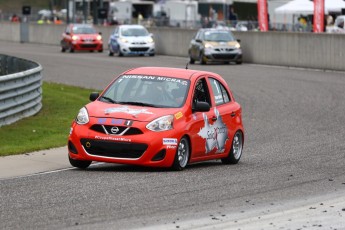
60 24 103 53
68 67 244 170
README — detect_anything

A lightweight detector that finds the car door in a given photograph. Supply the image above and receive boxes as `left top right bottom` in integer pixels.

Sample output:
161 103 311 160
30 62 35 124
208 77 241 154
188 76 216 159
109 27 120 52
190 31 203 59
61 25 71 47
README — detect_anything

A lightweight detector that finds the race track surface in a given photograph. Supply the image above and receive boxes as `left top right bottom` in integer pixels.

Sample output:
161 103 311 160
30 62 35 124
1 41 345 229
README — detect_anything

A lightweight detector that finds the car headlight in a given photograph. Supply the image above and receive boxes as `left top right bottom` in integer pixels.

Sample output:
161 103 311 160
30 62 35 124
96 35 102 41
76 107 89 125
120 38 128 43
72 35 79 41
146 115 174 132
235 43 241 49
205 43 213 48
147 37 154 43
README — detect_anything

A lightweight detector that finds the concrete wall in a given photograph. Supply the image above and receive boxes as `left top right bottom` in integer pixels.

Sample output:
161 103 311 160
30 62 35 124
1 22 345 71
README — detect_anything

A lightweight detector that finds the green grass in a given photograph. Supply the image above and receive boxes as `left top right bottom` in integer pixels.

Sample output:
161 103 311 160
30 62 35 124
0 82 95 156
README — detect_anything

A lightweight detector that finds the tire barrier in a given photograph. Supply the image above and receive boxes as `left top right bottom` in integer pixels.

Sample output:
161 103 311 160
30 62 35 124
0 54 43 127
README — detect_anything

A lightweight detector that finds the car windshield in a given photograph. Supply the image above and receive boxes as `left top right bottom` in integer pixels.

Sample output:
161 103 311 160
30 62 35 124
101 75 190 108
72 26 96 34
121 28 149 37
204 31 234 42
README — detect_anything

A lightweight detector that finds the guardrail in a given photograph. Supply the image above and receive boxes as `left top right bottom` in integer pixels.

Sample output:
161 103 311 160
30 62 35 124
0 54 43 127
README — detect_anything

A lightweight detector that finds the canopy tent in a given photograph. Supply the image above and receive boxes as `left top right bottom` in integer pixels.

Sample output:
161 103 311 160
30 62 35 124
275 0 345 15
325 0 345 13
275 0 314 15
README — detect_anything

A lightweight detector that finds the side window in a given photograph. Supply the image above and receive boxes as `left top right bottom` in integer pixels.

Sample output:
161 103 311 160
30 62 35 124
192 78 211 108
209 78 231 105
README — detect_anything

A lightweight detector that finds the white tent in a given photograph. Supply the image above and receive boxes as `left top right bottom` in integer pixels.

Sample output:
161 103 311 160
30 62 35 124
275 0 314 15
275 0 345 15
325 0 345 13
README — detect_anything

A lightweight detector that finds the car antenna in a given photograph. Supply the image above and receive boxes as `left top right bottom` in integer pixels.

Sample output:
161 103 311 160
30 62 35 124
185 62 189 69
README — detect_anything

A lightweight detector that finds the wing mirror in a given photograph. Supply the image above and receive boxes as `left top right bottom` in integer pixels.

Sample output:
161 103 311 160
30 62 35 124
89 92 99 101
193 101 210 112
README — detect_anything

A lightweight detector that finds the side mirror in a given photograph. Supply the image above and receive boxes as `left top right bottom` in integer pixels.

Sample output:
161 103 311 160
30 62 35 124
149 33 154 37
195 39 202 43
193 101 210 112
89 92 99 101
99 32 102 35
237 39 241 43
65 32 70 35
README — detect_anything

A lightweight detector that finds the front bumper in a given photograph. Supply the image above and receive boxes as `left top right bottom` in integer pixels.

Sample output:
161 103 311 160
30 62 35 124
204 48 242 62
72 40 103 51
68 120 178 167
119 42 155 55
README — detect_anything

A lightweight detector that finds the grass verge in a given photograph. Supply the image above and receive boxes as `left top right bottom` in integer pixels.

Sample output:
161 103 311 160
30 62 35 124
0 81 95 156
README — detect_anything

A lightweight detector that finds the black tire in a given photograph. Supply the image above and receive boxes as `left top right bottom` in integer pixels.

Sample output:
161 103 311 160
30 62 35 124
171 136 190 171
118 51 123 57
189 56 195 64
98 49 103 53
69 44 74 53
69 156 91 169
61 47 66 52
221 130 243 164
199 52 206 65
149 53 155 57
236 60 243 65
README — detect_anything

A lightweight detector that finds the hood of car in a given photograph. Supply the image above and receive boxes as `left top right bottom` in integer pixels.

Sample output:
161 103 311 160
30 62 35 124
203 41 239 47
86 101 178 122
121 36 153 43
73 34 100 39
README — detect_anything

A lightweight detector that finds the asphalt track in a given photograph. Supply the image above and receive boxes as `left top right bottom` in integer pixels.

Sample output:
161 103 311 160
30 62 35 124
0 41 345 229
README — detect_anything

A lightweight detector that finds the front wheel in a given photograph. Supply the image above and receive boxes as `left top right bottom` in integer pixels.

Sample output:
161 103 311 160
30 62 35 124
171 136 190 171
69 156 92 169
221 130 243 164
199 52 206 65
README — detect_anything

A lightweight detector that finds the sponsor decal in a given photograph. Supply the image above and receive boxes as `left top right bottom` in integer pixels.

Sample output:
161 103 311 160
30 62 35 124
192 114 197 120
163 138 178 145
95 136 131 142
69 127 73 135
198 108 228 154
166 145 177 149
111 119 124 125
98 118 107 124
124 120 133 126
174 112 183 120
105 106 153 116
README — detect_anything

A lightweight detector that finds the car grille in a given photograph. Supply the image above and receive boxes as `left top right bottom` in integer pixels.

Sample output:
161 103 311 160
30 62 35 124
129 47 149 52
80 44 98 48
81 138 147 158
212 54 237 59
131 42 146 45
90 125 143 135
214 48 235 52
82 38 95 42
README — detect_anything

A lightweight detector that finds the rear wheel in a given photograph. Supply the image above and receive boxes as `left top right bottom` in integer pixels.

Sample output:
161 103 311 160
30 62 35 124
171 136 190 171
69 156 91 169
221 130 243 164
61 46 66 52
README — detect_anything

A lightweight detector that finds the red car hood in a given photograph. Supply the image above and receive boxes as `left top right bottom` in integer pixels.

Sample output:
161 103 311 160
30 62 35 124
86 101 180 122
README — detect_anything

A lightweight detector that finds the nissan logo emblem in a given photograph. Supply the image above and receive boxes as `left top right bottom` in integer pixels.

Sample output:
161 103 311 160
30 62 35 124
111 126 119 134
